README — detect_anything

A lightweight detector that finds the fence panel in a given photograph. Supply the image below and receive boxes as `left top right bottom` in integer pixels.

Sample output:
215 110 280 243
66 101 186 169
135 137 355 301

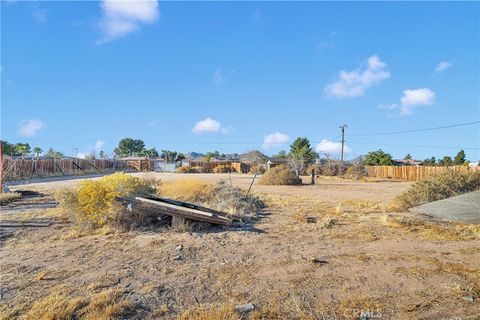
1 158 127 181
365 165 479 181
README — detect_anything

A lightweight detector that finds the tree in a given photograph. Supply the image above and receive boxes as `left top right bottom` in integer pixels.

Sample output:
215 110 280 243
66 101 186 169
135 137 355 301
99 150 106 159
33 147 43 159
439 156 454 166
45 148 64 159
0 141 16 155
205 151 222 161
14 143 31 158
290 137 315 164
454 150 466 165
140 148 159 158
422 156 436 166
272 150 288 159
114 138 145 158
362 149 394 166
404 154 412 160
161 150 185 162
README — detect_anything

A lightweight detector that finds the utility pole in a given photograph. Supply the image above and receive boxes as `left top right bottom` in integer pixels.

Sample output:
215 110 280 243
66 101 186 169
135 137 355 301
339 125 347 163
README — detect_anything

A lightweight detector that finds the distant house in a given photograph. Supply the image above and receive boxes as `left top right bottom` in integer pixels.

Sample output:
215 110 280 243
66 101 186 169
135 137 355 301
266 158 289 170
393 159 423 166
119 156 177 172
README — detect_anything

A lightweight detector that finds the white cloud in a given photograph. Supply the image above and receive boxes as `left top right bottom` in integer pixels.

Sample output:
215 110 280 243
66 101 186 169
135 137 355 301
77 152 88 159
263 132 290 149
435 61 452 74
192 117 230 134
399 88 435 116
380 88 436 117
324 54 390 98
17 119 45 137
95 140 105 152
98 0 159 44
316 139 352 155
213 69 234 84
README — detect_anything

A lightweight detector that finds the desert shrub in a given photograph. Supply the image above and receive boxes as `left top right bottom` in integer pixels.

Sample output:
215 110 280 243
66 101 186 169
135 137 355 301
213 164 236 173
0 192 21 205
56 173 152 228
207 181 264 220
157 179 214 203
258 165 302 185
392 170 480 211
158 179 262 221
176 166 202 174
344 163 368 180
249 164 266 174
320 162 344 176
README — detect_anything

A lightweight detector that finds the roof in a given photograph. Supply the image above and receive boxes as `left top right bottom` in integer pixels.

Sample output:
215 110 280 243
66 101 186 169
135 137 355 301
394 159 423 166
267 158 289 164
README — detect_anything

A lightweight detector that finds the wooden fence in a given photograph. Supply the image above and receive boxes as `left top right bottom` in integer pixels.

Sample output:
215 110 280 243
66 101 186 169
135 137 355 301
1 158 128 181
365 165 480 181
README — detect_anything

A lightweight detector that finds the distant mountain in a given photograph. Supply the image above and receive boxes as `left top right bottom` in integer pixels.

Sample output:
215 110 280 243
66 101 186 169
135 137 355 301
240 150 269 164
185 152 205 160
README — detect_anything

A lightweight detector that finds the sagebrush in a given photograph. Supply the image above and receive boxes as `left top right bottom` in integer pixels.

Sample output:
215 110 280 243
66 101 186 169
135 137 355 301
392 170 480 211
259 165 302 185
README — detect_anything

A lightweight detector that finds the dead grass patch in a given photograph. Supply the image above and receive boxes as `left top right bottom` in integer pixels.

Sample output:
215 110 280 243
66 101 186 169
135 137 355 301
380 214 480 241
12 286 133 320
0 192 21 205
259 165 302 185
176 303 239 320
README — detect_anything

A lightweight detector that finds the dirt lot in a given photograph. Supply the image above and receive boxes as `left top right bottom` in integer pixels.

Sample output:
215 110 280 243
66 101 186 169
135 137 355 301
1 173 479 319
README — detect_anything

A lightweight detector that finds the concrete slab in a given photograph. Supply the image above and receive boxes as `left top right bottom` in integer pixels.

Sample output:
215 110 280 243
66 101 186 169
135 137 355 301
409 190 480 224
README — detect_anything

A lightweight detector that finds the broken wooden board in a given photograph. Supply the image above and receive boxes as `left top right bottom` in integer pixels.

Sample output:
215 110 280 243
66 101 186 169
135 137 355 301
115 196 233 226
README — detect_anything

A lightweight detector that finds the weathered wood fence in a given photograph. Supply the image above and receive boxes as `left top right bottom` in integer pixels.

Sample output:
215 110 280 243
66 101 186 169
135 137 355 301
365 165 480 181
1 158 128 181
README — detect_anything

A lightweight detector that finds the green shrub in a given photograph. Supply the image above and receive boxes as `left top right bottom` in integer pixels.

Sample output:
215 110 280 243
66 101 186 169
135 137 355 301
258 165 302 185
392 170 480 211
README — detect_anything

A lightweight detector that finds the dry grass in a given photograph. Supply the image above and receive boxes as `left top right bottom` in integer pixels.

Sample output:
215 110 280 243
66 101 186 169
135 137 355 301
0 192 21 205
259 165 302 185
176 304 240 320
380 214 480 241
20 287 132 320
157 179 214 203
392 170 480 211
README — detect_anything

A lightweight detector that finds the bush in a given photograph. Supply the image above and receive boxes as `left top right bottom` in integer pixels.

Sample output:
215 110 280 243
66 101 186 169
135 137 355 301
56 173 152 228
249 163 266 174
344 163 368 180
258 165 302 185
158 179 263 220
212 164 236 173
392 170 480 211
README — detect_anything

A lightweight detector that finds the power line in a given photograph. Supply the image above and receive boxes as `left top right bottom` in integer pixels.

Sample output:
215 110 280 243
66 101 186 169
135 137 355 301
348 121 480 137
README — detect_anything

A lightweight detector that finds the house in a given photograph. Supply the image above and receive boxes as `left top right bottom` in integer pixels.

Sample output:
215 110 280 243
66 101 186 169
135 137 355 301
266 158 289 170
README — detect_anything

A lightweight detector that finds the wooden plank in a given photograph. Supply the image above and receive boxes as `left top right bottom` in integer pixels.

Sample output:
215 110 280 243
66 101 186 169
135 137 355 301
135 197 232 225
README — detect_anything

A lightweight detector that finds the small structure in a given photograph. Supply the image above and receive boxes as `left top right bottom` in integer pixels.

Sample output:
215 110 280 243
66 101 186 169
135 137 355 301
266 158 289 170
393 159 423 166
119 157 154 171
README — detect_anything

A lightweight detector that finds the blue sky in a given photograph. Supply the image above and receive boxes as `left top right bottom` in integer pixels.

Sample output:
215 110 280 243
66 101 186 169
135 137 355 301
1 1 479 160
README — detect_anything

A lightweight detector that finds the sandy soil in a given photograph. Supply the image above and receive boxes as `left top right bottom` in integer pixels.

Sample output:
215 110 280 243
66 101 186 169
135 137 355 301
1 173 479 319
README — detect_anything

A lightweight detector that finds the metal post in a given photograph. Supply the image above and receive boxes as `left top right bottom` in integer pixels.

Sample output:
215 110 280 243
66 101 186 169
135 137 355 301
339 124 347 175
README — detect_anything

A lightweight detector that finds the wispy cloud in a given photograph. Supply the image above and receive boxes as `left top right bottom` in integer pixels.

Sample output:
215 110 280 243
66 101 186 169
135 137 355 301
316 139 351 156
31 5 47 25
379 88 436 117
324 54 390 98
97 0 159 44
434 61 452 74
263 132 289 149
212 68 234 84
18 119 45 137
192 117 231 134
